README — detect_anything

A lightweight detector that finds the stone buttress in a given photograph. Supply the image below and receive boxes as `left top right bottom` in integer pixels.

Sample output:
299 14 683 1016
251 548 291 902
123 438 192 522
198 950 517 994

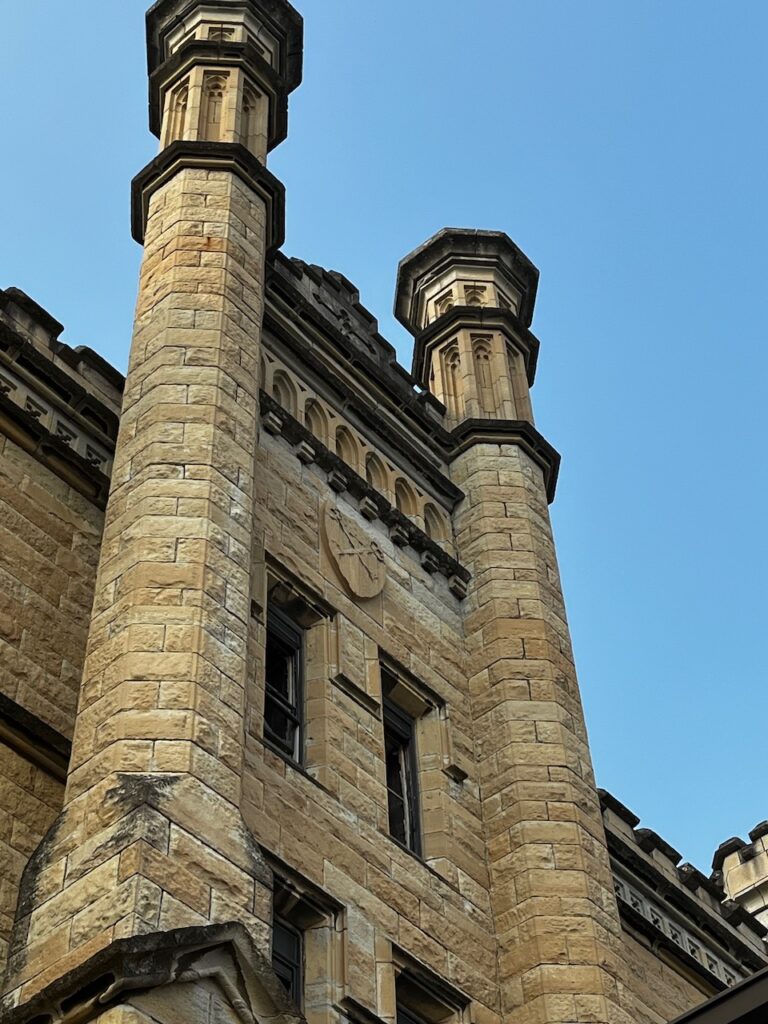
396 230 632 1024
1 1 303 1021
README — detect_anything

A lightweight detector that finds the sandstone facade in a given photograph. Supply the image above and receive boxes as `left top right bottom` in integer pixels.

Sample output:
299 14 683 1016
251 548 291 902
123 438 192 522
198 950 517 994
0 3 765 1024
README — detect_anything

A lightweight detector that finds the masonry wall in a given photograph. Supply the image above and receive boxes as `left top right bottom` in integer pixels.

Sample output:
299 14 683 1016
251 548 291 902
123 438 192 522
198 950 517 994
0 433 104 737
243 419 496 1024
0 431 108 974
0 744 62 971
0 273 763 1023
621 932 713 1024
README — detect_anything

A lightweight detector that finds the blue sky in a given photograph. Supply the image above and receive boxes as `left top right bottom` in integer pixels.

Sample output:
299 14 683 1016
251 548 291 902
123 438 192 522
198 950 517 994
2 1 767 872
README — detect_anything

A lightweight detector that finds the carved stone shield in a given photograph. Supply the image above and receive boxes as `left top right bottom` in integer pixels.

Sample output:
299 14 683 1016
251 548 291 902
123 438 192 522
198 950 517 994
323 503 386 599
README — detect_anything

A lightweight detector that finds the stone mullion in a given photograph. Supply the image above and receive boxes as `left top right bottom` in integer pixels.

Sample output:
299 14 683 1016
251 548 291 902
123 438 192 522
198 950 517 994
453 442 629 1024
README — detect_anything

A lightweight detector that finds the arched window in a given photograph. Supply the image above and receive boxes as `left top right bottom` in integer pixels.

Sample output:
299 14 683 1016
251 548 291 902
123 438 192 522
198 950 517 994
336 427 362 474
465 284 487 308
442 343 462 420
200 72 229 142
304 400 328 445
424 504 447 544
272 370 297 417
473 338 496 413
365 453 388 494
434 291 455 321
394 479 417 517
241 85 261 153
208 25 235 42
168 81 189 143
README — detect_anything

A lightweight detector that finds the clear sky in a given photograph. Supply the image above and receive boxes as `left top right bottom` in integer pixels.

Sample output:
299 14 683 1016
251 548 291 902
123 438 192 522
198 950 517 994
2 1 767 872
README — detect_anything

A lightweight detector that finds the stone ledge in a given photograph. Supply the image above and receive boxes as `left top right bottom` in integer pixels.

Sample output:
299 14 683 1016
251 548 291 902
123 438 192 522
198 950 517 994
0 389 111 507
259 391 471 589
448 418 561 503
2 923 300 1024
131 141 286 252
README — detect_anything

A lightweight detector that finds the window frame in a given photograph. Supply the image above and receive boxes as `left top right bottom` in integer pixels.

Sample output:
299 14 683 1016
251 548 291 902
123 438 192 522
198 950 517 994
272 912 305 1007
382 686 422 856
264 605 305 764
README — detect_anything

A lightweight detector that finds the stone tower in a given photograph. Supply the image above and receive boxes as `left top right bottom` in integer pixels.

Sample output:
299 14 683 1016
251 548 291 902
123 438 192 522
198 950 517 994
396 231 629 1024
2 0 303 1019
5 6 767 1024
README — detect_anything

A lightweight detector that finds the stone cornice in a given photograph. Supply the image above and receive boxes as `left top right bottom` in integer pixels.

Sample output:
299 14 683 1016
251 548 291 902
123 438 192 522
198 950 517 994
259 391 471 594
411 305 541 388
0 390 111 507
131 141 286 252
145 0 304 91
606 828 767 972
448 419 561 503
148 38 290 149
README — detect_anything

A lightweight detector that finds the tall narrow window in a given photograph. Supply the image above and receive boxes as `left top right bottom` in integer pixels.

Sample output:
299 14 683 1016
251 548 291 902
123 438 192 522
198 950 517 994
264 606 303 763
241 84 260 152
442 344 462 420
272 915 304 1005
383 694 421 855
473 338 496 413
200 72 228 141
169 82 189 143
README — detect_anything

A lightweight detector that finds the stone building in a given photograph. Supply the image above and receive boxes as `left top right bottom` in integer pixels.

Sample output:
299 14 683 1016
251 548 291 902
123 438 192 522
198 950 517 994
0 2 766 1024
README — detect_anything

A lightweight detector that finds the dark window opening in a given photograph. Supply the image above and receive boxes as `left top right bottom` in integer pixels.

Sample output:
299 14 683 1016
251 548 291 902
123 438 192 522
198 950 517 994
397 1006 430 1024
265 606 303 763
272 915 303 1006
383 696 421 855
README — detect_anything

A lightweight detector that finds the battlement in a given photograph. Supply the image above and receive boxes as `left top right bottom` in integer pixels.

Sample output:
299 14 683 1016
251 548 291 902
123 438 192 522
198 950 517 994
599 790 767 995
713 825 768 931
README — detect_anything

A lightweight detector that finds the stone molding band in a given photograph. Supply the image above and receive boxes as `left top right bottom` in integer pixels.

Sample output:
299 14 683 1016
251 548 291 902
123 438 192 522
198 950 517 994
412 305 541 389
131 140 286 250
148 39 290 148
2 923 291 1024
0 391 111 507
448 418 561 503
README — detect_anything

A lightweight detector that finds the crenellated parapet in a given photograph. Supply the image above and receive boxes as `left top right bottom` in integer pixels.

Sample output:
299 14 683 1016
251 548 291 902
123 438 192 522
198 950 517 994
599 790 768 996
713 824 768 932
0 288 121 504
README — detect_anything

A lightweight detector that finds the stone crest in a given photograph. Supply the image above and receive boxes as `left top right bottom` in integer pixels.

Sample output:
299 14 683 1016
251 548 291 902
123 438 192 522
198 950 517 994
323 503 386 599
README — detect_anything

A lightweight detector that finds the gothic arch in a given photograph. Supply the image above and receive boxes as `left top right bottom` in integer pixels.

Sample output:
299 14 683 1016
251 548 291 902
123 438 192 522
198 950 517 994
365 453 388 495
395 478 417 518
168 80 189 143
200 72 229 142
304 399 328 446
424 503 447 544
441 343 462 420
272 370 297 417
336 426 362 474
473 337 496 414
241 83 261 153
